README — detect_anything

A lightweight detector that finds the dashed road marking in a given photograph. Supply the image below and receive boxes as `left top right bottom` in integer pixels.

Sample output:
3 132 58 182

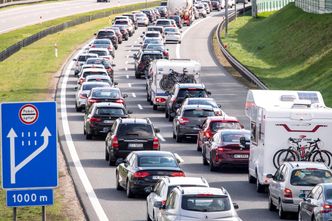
128 83 132 87
157 133 166 142
126 75 129 79
132 93 136 98
138 104 143 110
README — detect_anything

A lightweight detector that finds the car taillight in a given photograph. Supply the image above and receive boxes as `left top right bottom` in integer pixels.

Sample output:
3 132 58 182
161 200 166 206
283 188 293 198
215 147 224 161
155 97 166 103
89 117 102 123
88 98 98 104
133 171 150 178
108 46 113 50
171 171 185 177
91 45 96 48
116 99 124 104
153 137 159 150
163 51 169 57
79 78 84 84
112 136 119 148
204 129 212 138
178 117 189 125
321 204 332 213
79 93 87 99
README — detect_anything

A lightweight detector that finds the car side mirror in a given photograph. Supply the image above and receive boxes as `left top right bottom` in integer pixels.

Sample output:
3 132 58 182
115 158 124 166
74 86 78 90
112 64 116 67
73 58 77 61
154 128 160 133
114 82 119 86
174 153 184 164
233 203 239 209
207 91 212 95
123 94 128 98
266 174 274 179
144 186 153 194
217 104 222 108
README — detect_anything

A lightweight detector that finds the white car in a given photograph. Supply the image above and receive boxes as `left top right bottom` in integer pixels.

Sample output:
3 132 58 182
88 48 113 62
195 3 207 17
135 13 149 26
156 186 241 221
146 177 209 221
85 74 115 86
155 19 174 27
268 162 332 219
73 53 98 75
227 0 235 7
78 68 109 85
202 2 211 13
75 82 111 112
164 27 182 44
142 31 164 43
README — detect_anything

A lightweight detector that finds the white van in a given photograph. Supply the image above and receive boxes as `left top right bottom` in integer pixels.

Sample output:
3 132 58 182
146 59 200 110
245 90 332 192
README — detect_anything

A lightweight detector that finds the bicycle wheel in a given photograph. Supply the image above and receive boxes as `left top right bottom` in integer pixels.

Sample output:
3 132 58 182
311 150 332 168
277 149 299 167
273 149 287 169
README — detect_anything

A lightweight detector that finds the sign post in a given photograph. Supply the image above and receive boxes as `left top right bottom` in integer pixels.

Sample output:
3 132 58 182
1 101 57 220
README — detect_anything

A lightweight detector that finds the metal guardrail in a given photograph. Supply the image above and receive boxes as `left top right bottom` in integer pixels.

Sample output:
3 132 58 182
216 7 268 89
0 1 160 62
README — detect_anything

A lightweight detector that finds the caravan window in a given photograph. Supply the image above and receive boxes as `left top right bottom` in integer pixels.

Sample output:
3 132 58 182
251 122 258 144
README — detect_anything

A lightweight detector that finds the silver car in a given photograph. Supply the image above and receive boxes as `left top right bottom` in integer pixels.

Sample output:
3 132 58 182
75 82 111 112
73 53 98 75
156 186 241 221
164 27 182 44
268 162 332 219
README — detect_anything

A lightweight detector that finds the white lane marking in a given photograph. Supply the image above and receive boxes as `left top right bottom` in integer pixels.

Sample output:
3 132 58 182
157 133 166 142
60 48 109 221
134 41 137 44
125 61 128 65
125 67 128 71
128 83 132 87
132 93 136 98
126 55 129 58
176 15 212 59
126 75 129 79
138 104 143 110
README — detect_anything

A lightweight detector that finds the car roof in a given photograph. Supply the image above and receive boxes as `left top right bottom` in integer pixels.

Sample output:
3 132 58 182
177 187 227 196
91 87 119 91
185 97 215 102
148 26 163 29
182 105 214 110
82 68 107 72
81 81 110 86
86 75 110 79
118 118 151 124
217 129 250 134
146 31 160 34
142 50 163 54
134 151 174 156
161 177 209 186
89 48 109 52
177 83 205 89
284 161 330 170
206 116 239 122
93 102 124 108
99 29 115 32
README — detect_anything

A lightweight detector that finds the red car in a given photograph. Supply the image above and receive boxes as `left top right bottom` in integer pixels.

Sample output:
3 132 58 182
202 129 250 171
196 116 242 151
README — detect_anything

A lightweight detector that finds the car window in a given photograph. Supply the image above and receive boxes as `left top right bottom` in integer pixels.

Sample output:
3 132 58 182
117 123 154 139
115 20 128 25
142 54 163 61
89 50 108 56
83 71 107 78
210 122 241 131
78 55 87 62
82 84 108 90
221 133 250 143
146 33 160 38
178 89 207 98
187 99 217 107
325 188 332 200
290 169 332 186
138 155 177 167
156 20 171 26
95 107 124 116
92 90 120 98
183 109 215 118
181 195 231 212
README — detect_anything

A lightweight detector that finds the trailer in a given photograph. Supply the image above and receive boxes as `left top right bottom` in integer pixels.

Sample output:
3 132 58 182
167 0 194 26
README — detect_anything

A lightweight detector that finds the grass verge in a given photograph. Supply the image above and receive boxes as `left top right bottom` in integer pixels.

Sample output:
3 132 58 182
0 2 158 219
222 3 332 106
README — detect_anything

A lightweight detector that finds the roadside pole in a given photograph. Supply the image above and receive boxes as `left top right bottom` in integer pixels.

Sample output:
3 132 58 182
225 0 229 37
235 2 237 20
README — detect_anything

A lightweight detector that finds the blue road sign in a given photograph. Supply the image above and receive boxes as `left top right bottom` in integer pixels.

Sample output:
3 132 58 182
6 189 53 207
1 102 58 190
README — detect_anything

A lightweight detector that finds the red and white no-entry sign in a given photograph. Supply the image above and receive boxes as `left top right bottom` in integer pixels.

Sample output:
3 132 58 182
19 104 39 125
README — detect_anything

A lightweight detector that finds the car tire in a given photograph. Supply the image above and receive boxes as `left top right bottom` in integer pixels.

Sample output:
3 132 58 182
278 200 287 219
105 147 109 161
153 104 157 110
126 180 134 198
75 104 81 112
116 172 123 190
256 177 265 193
209 154 217 171
248 173 256 184
168 115 173 122
147 93 151 102
165 110 169 118
176 132 182 143
268 192 277 211
173 131 176 139
135 72 140 79
197 142 202 152
86 132 92 140
109 156 116 166
202 150 208 165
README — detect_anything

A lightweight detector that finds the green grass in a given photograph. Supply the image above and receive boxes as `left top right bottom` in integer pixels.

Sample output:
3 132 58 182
0 2 159 219
222 3 332 106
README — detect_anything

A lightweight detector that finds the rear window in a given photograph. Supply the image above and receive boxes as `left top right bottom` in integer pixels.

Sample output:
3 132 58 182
94 39 110 44
178 89 207 98
291 169 332 186
146 33 160 38
117 123 154 139
95 107 124 116
83 71 107 78
182 195 231 212
89 50 108 56
92 90 120 98
156 20 171 26
87 78 109 83
222 133 249 143
183 109 215 118
211 122 241 131
138 155 177 167
142 54 163 61
187 100 218 108
97 31 113 37
82 84 108 90
148 27 162 33
115 20 128 25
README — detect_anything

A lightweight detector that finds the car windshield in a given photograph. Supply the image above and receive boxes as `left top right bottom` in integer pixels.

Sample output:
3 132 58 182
211 122 242 131
93 39 110 44
182 195 231 212
138 155 177 167
95 107 124 116
82 84 108 90
156 20 171 26
165 28 178 33
178 89 208 98
146 33 160 38
86 59 111 68
142 54 163 61
78 55 87 62
222 133 249 143
290 169 332 186
146 44 164 51
89 50 108 56
83 71 107 78
115 20 128 25
183 109 215 118
92 90 120 98
117 124 153 139
148 27 162 33
187 99 218 107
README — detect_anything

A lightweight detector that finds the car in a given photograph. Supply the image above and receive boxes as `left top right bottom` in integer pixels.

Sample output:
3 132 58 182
108 26 123 44
95 29 118 50
146 26 165 38
151 8 161 19
202 2 211 14
144 44 169 59
84 102 130 139
164 27 182 44
168 15 182 29
173 105 216 142
134 50 164 79
73 53 98 75
298 183 332 221
156 6 168 18
268 162 332 219
193 6 200 19
135 12 149 26
197 115 242 151
142 31 164 43
202 129 250 171
74 82 111 112
202 0 213 9
142 9 156 23
181 97 224 116
85 87 128 111
165 83 211 121
122 13 138 29
89 39 115 57
195 3 207 17
79 64 105 75
156 186 241 221
77 68 109 85
112 25 129 41
211 0 223 10
141 38 164 50
85 74 114 86
146 177 209 221
228 0 236 7
85 58 115 79
88 48 114 61
115 151 185 198
113 19 134 36
105 118 161 165
155 19 174 27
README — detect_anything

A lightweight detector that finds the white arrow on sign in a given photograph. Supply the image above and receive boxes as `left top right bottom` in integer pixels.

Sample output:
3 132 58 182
7 127 51 184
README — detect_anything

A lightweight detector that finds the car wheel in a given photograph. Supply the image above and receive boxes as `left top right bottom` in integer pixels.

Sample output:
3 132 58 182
202 149 208 165
105 147 109 161
147 93 151 102
75 104 81 112
126 180 134 198
268 192 276 211
165 109 169 118
135 72 140 79
86 132 92 140
175 132 182 143
197 142 202 152
209 154 217 171
116 172 123 190
173 131 176 139
278 200 287 219
168 114 173 122
109 156 116 166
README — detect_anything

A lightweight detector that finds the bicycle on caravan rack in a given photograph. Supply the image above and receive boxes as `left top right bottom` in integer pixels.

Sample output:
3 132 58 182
159 68 196 92
273 137 332 169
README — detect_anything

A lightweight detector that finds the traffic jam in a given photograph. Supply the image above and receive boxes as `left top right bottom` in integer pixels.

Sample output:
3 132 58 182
70 0 332 220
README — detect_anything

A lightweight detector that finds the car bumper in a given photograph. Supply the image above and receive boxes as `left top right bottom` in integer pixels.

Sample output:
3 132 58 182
165 36 181 42
130 180 158 195
89 124 113 135
77 99 86 108
214 158 249 167
177 126 201 137
281 200 299 212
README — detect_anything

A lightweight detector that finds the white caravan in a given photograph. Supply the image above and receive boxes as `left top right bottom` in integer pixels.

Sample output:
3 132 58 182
245 90 332 192
146 59 200 110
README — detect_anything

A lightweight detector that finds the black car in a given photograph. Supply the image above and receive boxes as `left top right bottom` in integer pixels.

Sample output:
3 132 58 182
95 29 118 50
105 118 160 165
142 9 155 23
134 51 164 78
123 13 138 29
211 0 222 10
85 58 115 79
85 87 128 111
109 27 123 44
115 151 185 198
84 102 129 139
165 83 211 121
169 15 182 29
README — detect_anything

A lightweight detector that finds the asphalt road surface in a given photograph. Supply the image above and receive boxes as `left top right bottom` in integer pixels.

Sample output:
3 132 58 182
57 8 289 221
0 0 155 34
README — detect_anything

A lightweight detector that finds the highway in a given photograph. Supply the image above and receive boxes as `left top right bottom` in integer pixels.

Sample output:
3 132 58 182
0 0 155 34
56 7 288 220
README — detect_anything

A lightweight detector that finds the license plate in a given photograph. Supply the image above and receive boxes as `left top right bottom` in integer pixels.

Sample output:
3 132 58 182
104 120 113 124
128 143 143 148
234 154 249 159
152 176 164 180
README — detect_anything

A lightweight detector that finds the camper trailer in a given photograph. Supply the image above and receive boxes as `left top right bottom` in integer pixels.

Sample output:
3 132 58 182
245 90 332 192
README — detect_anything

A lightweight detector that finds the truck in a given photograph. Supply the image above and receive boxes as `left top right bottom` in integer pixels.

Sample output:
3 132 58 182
167 0 193 26
245 90 332 192
146 59 200 110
